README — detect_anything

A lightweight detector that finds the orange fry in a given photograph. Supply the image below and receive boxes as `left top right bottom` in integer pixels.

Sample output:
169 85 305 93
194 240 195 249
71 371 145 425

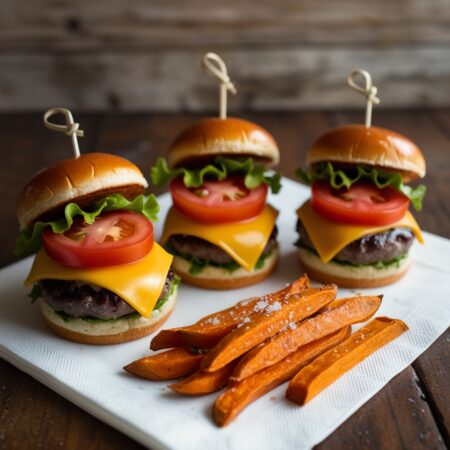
169 361 238 396
213 327 350 427
124 347 205 381
150 274 310 350
232 295 382 381
286 317 408 405
201 285 337 372
149 329 187 351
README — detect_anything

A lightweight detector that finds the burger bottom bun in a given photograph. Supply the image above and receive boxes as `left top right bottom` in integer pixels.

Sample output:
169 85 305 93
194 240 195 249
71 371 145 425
298 248 412 289
172 246 279 290
39 289 177 345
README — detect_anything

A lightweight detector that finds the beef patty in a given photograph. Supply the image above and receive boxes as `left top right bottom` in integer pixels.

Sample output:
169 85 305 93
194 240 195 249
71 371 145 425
296 220 414 265
168 226 278 265
39 269 174 320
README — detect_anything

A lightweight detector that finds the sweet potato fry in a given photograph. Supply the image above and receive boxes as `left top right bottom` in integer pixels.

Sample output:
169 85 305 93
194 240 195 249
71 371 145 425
169 361 238 396
213 327 350 427
201 285 337 372
124 347 205 381
150 274 310 350
231 295 382 381
286 317 408 405
149 329 187 351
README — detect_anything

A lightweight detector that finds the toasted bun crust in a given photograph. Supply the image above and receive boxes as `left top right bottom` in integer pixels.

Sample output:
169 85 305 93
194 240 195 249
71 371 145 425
298 248 412 288
17 153 148 229
38 290 177 345
167 117 279 168
172 246 279 290
307 124 426 181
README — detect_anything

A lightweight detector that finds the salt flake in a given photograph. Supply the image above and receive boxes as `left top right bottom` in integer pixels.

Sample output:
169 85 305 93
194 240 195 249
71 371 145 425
265 301 282 313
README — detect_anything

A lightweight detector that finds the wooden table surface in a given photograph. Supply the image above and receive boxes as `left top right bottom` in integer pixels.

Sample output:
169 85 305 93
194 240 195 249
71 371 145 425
0 110 449 450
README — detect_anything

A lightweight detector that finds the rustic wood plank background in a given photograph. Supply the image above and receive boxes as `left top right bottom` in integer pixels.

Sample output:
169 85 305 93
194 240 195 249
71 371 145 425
1 0 450 111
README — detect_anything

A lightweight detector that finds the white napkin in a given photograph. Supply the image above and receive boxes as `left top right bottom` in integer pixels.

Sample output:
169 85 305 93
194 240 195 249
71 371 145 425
1 178 449 450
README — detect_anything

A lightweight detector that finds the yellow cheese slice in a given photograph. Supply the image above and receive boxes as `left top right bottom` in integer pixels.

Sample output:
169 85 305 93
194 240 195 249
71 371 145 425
24 243 173 318
161 205 278 272
297 200 424 263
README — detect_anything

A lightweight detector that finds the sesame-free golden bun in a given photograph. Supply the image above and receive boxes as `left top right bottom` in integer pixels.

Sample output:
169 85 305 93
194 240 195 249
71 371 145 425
307 124 426 182
167 117 280 168
17 153 148 230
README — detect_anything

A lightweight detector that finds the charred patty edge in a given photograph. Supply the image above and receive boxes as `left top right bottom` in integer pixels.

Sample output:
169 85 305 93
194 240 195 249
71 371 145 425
34 270 179 322
165 227 278 275
296 219 414 265
296 242 410 270
167 226 278 266
170 246 277 276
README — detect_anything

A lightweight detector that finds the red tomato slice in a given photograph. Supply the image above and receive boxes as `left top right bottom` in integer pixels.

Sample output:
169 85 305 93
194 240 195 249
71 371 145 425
43 211 154 268
169 176 268 224
311 181 410 226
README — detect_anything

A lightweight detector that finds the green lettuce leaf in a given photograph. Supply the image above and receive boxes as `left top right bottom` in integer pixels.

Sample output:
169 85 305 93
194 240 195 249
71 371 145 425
28 284 42 304
55 310 141 324
150 157 281 194
15 193 159 257
295 162 426 211
154 275 181 310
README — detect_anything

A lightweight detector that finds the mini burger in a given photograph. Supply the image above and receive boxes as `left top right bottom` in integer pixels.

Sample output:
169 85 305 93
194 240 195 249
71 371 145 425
16 152 179 344
295 124 426 288
151 117 281 290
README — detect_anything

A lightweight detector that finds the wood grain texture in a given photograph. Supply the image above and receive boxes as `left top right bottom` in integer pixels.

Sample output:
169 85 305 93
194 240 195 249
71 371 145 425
1 1 450 111
1 0 450 49
0 111 448 450
315 366 447 450
1 48 450 111
0 359 143 450
413 329 450 447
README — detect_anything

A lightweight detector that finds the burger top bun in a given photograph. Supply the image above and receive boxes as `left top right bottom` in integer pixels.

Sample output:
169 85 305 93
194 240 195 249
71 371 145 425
17 153 148 230
167 117 279 168
307 124 426 181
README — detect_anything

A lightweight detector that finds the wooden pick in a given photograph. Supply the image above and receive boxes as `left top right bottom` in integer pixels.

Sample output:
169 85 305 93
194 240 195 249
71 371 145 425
43 107 84 158
347 69 380 128
203 53 237 120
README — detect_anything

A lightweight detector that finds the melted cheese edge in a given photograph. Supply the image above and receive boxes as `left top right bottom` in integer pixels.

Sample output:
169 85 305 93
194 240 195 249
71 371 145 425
161 205 278 271
24 243 173 318
297 200 424 263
